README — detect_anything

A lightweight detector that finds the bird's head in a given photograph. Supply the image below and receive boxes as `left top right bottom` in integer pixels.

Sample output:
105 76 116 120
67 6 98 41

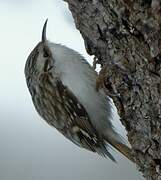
25 19 54 80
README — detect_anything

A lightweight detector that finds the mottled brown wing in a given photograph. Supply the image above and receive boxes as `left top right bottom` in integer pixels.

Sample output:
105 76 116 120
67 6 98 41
55 80 115 160
56 80 97 134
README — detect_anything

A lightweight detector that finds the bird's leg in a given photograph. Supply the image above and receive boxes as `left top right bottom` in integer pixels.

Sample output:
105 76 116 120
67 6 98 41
96 64 107 91
96 63 122 97
92 56 99 70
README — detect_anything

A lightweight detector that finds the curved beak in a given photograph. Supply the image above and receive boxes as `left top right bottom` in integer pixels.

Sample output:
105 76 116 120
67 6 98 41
42 19 48 42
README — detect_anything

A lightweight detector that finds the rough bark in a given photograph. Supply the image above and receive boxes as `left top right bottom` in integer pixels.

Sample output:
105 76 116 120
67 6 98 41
64 0 161 179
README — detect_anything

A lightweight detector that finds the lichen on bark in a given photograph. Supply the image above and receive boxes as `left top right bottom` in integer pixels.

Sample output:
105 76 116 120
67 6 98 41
64 0 161 179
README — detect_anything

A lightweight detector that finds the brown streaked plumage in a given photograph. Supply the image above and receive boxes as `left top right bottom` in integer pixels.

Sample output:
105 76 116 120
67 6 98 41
25 19 134 162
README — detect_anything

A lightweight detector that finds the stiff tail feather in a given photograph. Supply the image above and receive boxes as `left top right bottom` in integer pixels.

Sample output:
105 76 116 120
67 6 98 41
107 137 134 162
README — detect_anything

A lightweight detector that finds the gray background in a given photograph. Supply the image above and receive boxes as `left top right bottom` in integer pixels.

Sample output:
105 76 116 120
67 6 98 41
0 0 144 179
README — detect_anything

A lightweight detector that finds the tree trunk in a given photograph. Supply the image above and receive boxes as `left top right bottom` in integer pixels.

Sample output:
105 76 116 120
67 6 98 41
64 0 161 179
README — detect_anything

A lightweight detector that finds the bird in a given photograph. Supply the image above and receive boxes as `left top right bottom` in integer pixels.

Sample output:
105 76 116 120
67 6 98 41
24 19 133 162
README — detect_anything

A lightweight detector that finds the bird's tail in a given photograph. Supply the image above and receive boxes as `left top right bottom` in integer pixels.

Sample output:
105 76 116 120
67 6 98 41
107 136 134 162
105 130 134 162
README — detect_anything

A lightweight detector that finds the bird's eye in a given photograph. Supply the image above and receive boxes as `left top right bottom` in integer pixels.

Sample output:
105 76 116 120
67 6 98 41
43 47 50 58
43 50 49 58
